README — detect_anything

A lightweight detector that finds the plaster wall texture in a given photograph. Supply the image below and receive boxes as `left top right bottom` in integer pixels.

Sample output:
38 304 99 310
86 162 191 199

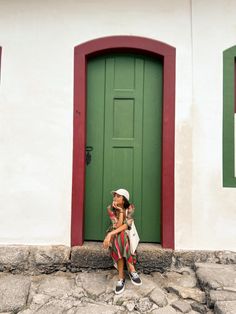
190 0 236 250
0 0 235 250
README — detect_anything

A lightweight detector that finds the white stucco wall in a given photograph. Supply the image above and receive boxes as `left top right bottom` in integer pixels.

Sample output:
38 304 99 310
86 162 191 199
0 0 235 250
190 0 236 250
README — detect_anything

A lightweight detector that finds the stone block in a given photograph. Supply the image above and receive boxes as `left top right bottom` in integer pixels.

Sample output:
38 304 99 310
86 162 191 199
195 263 236 290
34 272 76 297
214 251 236 264
151 306 177 313
123 300 135 312
167 285 206 303
209 290 236 307
136 243 173 273
0 245 29 273
151 271 167 287
173 251 218 268
172 300 192 313
135 297 153 312
70 242 113 270
28 245 70 274
164 271 197 288
73 303 124 314
113 287 140 305
75 271 108 297
214 300 236 314
190 301 208 314
133 274 157 297
0 273 31 313
150 287 168 307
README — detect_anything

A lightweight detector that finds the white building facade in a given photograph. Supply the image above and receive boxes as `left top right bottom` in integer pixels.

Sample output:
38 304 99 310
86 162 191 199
0 0 236 250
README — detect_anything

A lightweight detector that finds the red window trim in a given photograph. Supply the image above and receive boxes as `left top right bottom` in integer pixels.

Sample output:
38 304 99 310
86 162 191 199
71 36 175 249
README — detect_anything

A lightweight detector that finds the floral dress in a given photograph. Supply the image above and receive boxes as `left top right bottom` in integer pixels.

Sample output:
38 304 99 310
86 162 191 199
106 204 137 267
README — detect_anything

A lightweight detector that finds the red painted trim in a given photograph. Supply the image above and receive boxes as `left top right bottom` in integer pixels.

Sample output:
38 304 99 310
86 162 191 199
161 54 175 249
72 36 175 249
71 52 86 246
0 47 2 83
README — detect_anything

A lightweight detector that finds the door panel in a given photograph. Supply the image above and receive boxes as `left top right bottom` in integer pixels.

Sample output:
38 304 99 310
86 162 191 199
85 53 162 242
84 57 105 240
142 57 163 241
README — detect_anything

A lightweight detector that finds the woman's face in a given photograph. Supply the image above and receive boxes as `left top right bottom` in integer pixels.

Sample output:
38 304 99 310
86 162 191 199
113 193 124 207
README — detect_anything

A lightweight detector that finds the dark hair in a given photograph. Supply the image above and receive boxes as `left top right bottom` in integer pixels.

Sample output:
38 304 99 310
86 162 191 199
123 196 130 209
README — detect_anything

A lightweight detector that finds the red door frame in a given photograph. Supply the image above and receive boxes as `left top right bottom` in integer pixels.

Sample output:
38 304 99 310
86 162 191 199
0 47 2 82
71 36 175 249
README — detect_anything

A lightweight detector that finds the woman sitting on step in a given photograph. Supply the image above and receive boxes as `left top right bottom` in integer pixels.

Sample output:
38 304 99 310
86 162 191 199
103 188 142 294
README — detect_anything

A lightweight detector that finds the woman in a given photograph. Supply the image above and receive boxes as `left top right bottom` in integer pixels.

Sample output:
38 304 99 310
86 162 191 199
103 188 142 294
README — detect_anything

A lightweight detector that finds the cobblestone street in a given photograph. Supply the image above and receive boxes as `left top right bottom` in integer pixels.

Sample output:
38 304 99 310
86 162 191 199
0 262 236 314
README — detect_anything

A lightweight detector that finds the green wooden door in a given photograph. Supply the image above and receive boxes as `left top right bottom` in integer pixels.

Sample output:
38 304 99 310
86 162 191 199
85 53 163 242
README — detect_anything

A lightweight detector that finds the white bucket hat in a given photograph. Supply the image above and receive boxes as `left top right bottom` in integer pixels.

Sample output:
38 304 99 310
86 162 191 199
111 188 130 201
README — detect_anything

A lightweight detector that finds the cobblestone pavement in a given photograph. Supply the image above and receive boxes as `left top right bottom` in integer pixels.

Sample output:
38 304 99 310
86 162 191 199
0 263 235 314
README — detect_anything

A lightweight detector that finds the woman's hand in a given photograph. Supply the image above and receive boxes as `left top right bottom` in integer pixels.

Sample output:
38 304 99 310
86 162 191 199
103 233 111 249
112 201 124 212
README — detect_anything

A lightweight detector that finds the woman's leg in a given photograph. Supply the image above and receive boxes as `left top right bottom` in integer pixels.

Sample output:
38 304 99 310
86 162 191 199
117 257 125 279
126 261 135 272
126 260 142 285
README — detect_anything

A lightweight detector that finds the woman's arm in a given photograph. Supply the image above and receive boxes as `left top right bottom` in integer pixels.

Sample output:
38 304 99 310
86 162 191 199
109 222 128 235
115 212 125 228
103 223 128 249
107 205 118 226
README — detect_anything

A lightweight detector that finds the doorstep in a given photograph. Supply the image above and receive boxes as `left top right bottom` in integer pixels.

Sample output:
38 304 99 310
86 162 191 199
70 242 236 273
0 243 235 275
70 241 172 272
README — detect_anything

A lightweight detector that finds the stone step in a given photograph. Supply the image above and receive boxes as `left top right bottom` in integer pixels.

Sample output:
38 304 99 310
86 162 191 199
0 243 235 275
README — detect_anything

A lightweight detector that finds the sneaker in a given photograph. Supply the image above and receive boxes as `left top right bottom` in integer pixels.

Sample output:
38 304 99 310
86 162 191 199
115 278 125 294
129 272 142 286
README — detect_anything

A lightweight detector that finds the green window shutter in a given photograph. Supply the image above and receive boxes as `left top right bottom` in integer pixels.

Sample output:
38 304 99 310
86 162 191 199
223 46 236 187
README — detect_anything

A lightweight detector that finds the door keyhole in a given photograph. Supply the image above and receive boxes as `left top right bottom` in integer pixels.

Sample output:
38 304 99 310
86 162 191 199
86 146 93 165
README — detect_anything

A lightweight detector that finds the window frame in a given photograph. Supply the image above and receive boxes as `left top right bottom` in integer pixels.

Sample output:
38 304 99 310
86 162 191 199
223 46 236 186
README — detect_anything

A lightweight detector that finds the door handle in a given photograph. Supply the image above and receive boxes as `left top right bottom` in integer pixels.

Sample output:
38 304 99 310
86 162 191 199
86 146 93 165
